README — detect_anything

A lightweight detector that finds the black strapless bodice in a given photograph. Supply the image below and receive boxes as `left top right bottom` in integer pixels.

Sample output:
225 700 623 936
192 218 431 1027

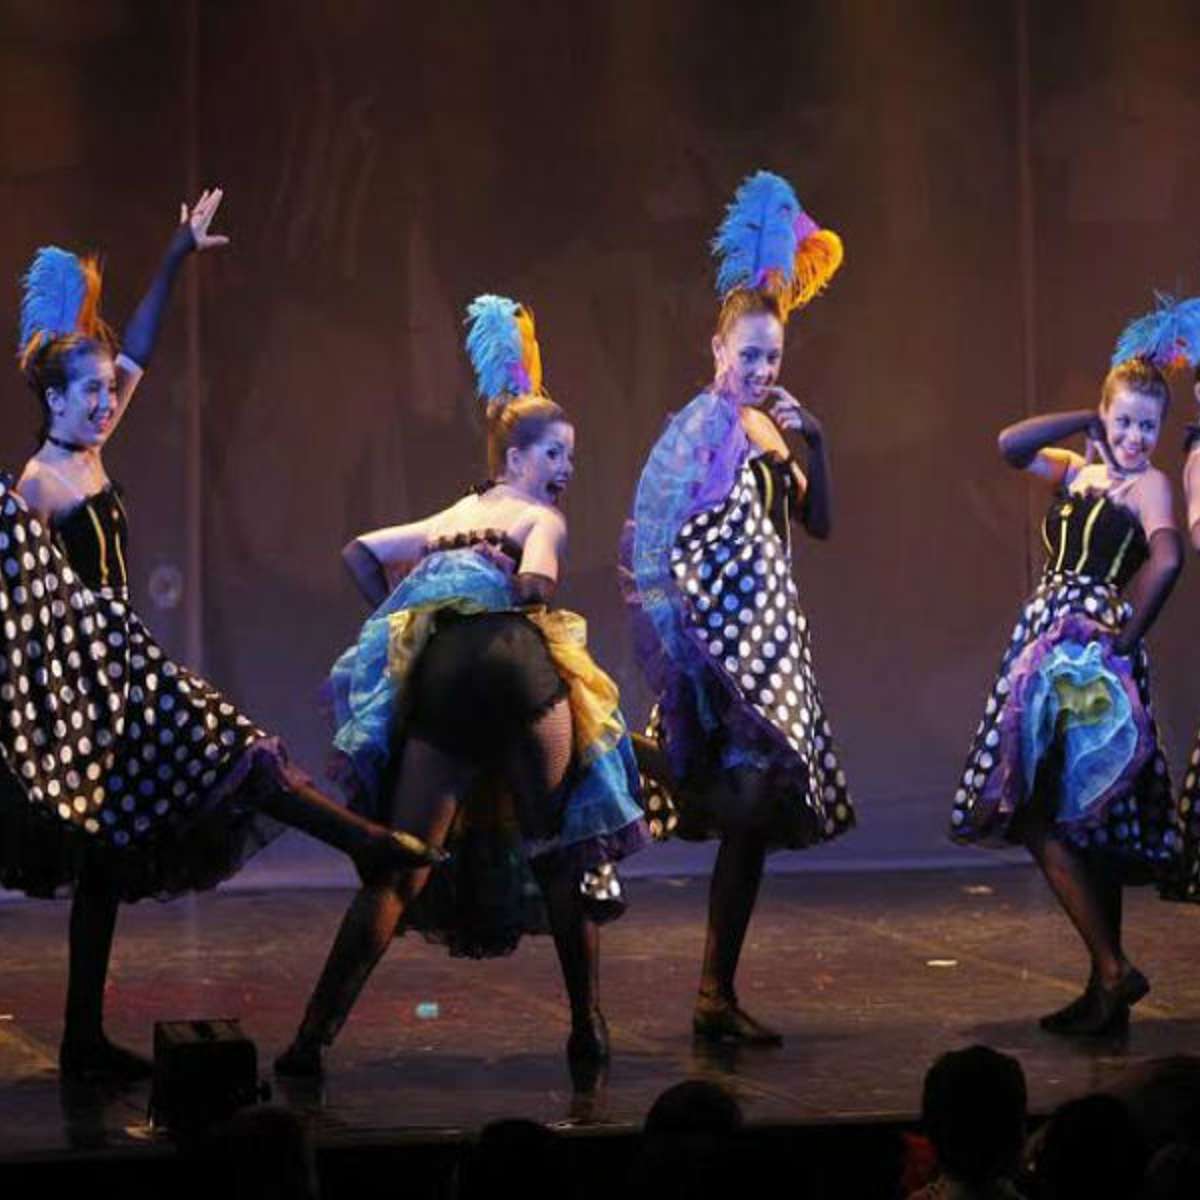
1041 490 1148 591
423 527 525 569
52 484 129 595
749 452 799 544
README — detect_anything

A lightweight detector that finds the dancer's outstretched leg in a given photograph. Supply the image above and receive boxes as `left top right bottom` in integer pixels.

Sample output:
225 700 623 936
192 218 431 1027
274 738 468 1076
250 754 446 880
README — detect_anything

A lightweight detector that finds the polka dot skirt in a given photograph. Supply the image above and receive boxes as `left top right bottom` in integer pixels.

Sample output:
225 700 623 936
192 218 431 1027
1165 734 1200 901
0 478 280 899
950 572 1181 874
647 462 853 847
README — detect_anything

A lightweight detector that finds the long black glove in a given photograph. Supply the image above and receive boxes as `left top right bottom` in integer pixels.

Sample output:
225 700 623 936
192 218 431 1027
513 572 557 606
1113 528 1183 655
996 409 1100 468
342 540 389 608
119 223 195 369
796 427 832 539
768 390 832 539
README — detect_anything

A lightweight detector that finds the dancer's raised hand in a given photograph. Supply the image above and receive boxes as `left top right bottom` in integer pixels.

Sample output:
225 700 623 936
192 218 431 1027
180 187 230 253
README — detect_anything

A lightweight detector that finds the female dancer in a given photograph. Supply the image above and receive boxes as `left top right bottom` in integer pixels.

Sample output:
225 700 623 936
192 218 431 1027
275 295 649 1076
1170 314 1200 901
0 193 439 1082
950 303 1190 1035
622 171 854 1045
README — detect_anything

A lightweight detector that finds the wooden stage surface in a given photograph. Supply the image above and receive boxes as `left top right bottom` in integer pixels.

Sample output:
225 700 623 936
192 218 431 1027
2 866 1200 1159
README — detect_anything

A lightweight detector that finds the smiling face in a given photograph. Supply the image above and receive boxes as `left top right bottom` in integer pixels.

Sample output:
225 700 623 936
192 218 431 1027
1101 382 1163 473
504 419 575 505
712 311 784 406
45 348 118 449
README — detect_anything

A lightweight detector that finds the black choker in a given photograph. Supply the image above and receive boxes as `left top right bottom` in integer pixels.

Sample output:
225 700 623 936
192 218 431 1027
46 435 89 453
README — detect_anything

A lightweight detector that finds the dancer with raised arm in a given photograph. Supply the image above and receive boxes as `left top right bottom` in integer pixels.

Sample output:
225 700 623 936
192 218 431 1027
0 193 440 1082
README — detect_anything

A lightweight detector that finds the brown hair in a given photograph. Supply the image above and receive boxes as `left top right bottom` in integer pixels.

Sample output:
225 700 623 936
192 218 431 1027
20 331 116 442
714 288 786 340
485 393 568 479
1102 358 1170 414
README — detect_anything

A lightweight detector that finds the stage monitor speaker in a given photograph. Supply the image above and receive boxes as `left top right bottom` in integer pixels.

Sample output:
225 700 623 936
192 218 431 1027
150 1018 266 1132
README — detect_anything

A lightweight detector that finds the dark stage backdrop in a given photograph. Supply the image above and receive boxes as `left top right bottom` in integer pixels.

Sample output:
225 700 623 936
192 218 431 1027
4 0 1200 887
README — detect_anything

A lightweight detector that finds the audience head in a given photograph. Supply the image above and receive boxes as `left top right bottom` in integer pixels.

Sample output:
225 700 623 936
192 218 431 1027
921 1044 1027 1187
1035 1093 1147 1200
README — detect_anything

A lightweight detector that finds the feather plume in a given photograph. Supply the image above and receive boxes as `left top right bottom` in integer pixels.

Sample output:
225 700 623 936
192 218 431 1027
712 171 844 317
788 228 844 310
712 171 800 298
1112 291 1200 370
465 293 542 399
19 246 88 353
514 304 543 395
75 254 106 340
17 246 109 370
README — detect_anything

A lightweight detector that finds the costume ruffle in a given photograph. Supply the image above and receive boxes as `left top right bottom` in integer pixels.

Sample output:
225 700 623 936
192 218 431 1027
0 476 284 901
621 392 854 848
951 573 1179 876
324 547 649 957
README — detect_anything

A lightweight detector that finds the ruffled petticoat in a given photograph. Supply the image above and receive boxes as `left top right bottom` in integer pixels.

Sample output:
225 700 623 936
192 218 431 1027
324 548 649 957
950 572 1180 882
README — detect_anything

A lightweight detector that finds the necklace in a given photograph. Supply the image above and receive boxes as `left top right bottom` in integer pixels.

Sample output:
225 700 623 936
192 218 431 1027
1108 460 1149 481
46 434 90 454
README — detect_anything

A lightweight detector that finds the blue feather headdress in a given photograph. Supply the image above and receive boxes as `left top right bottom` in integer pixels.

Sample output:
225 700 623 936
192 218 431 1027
712 170 844 319
1111 291 1200 371
17 245 108 369
464 294 543 401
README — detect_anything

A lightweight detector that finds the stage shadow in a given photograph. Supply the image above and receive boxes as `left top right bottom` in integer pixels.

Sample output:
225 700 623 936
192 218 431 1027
966 1017 1134 1058
57 1076 153 1150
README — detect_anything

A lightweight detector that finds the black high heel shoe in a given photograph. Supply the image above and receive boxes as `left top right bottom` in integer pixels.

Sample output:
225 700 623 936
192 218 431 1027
1039 975 1099 1033
1053 967 1148 1038
693 993 783 1047
353 829 449 884
274 1035 323 1079
566 1009 610 1065
59 1035 153 1084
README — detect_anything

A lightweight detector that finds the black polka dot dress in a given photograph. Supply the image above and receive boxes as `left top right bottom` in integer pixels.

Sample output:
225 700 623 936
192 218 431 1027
0 475 287 900
1164 718 1200 899
639 454 854 848
950 491 1180 880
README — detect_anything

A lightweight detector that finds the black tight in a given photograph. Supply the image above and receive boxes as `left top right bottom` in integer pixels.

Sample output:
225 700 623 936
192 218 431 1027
63 870 120 1048
697 767 772 1002
1023 795 1128 989
292 696 593 1047
59 761 427 1054
626 745 776 1006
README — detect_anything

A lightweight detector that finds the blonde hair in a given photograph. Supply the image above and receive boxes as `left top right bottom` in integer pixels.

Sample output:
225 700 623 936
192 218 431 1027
714 288 787 340
1102 358 1170 414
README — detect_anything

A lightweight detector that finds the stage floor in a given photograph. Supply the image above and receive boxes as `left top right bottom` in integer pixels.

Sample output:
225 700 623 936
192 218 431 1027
3 865 1200 1157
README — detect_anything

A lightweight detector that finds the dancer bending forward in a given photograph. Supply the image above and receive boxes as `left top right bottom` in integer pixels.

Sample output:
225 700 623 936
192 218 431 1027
276 296 649 1076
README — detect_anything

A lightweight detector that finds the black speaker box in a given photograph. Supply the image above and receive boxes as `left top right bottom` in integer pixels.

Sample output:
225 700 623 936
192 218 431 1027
150 1019 262 1132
